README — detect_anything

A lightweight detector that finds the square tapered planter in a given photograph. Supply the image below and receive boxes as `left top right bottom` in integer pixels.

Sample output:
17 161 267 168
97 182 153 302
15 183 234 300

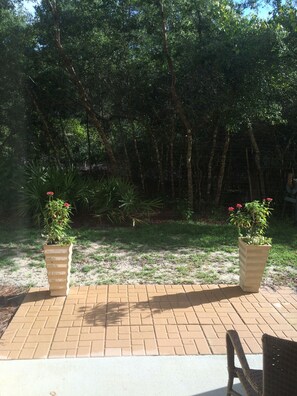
44 244 72 296
238 238 271 293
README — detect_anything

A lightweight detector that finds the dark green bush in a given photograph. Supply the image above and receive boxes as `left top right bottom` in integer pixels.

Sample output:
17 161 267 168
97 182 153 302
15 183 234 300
0 158 24 218
92 177 162 225
17 163 92 224
16 165 162 226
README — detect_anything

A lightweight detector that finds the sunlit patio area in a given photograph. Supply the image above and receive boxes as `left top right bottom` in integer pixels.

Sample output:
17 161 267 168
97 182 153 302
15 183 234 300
0 285 296 360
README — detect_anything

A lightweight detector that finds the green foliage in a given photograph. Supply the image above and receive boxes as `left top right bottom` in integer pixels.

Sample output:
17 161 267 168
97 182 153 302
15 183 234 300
0 0 297 209
18 163 91 224
0 6 31 216
229 199 273 245
92 177 162 225
43 192 74 245
175 199 194 221
0 157 23 216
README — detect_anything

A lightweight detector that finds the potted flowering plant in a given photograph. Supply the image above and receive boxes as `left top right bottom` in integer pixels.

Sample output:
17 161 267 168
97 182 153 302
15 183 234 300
228 199 273 292
43 192 74 296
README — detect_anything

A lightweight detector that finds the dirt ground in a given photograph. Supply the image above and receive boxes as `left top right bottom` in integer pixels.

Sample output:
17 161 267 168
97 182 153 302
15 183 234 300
0 286 28 339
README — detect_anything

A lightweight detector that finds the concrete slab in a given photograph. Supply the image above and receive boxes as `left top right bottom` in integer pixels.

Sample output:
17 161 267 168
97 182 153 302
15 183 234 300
0 355 262 396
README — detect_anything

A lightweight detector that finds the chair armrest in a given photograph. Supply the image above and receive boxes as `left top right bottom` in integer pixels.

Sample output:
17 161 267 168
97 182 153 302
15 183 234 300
226 330 251 373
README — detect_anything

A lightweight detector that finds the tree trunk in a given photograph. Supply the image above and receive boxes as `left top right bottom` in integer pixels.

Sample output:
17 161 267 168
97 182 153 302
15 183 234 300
196 162 203 211
29 88 61 166
118 119 132 180
133 130 145 192
86 115 92 172
186 131 194 210
194 140 202 209
58 115 73 166
149 128 164 193
46 0 117 174
178 154 183 197
246 148 253 201
170 126 175 199
206 124 218 199
159 0 194 211
273 130 293 172
123 141 132 181
215 130 230 206
247 125 266 197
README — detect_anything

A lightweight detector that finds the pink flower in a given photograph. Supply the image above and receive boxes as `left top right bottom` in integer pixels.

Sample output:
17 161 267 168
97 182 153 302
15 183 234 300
265 198 273 202
236 203 243 209
228 207 235 212
64 202 70 208
46 191 54 196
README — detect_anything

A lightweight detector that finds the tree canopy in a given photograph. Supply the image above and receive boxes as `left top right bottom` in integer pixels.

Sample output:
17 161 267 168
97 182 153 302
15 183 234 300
1 0 297 217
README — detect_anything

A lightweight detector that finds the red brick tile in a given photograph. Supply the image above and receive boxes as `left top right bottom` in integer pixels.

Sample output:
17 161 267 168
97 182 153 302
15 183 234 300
121 348 132 356
184 343 198 355
158 339 183 347
51 341 78 350
167 332 180 340
105 348 122 356
65 349 77 357
195 338 211 354
8 350 21 359
48 350 66 358
210 345 226 354
34 342 50 358
131 339 144 346
1 285 296 359
158 346 175 355
144 339 158 355
174 346 185 355
179 330 204 339
78 340 91 347
19 348 36 359
243 337 262 353
208 338 225 346
76 346 91 357
201 325 217 339
106 339 131 348
91 341 104 357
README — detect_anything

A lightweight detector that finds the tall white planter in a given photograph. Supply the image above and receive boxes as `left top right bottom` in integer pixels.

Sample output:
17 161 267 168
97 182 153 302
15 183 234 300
238 238 271 293
44 244 72 296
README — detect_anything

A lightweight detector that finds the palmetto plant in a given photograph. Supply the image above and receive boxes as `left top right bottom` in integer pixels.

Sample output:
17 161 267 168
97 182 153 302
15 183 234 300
92 177 162 225
18 163 91 225
18 164 162 226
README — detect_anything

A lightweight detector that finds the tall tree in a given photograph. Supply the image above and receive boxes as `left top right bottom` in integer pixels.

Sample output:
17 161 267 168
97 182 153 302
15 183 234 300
44 0 118 173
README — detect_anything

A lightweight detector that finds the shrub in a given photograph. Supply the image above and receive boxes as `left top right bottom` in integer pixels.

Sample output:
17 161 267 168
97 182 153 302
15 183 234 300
92 177 162 225
18 163 91 224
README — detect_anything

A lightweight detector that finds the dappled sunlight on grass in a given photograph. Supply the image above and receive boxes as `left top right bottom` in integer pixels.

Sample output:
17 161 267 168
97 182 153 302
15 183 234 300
0 219 296 287
77 221 238 252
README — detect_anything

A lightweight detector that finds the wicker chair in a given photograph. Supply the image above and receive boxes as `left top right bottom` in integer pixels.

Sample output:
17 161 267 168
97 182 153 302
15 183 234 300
226 330 297 396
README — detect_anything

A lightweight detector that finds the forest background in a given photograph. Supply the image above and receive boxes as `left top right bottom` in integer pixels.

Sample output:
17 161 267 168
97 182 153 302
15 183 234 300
1 0 297 223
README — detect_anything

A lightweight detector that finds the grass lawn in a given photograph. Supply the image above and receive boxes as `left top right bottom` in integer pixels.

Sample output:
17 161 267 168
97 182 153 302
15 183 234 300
0 219 296 288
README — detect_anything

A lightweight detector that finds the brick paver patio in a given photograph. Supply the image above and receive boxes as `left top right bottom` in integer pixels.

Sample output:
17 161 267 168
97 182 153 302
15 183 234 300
0 285 296 359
